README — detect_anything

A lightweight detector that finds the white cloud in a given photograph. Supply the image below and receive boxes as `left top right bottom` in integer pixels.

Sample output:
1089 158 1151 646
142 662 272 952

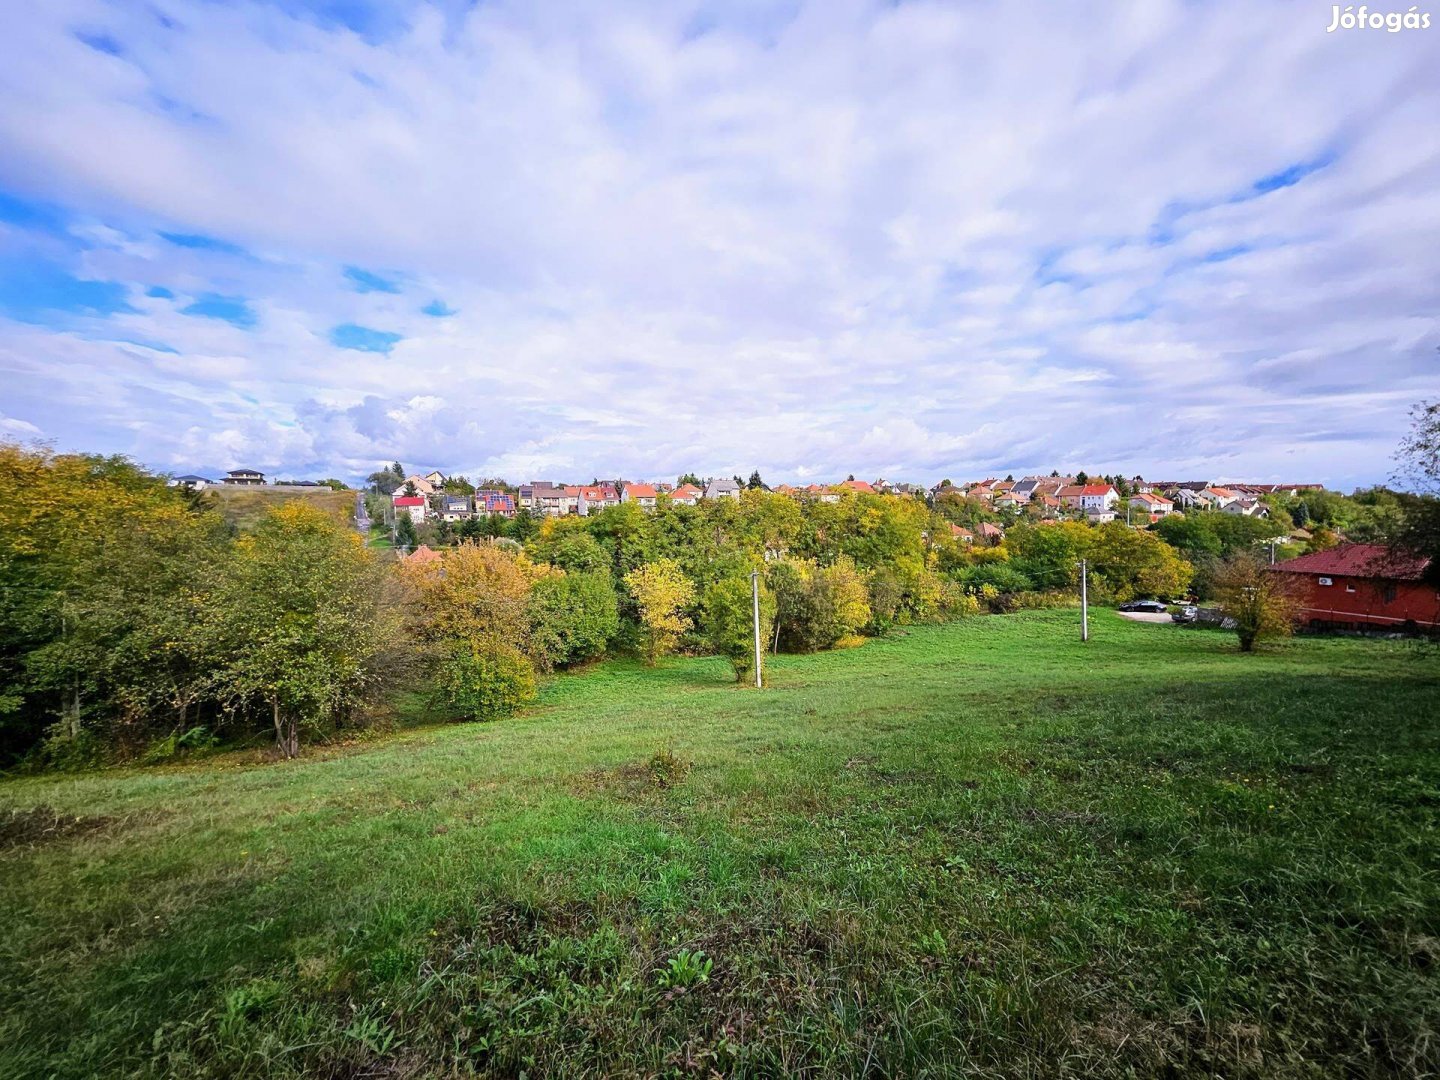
0 0 1436 488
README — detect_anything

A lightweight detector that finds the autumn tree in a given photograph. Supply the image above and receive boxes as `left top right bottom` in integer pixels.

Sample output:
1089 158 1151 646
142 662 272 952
1211 552 1298 652
624 559 695 664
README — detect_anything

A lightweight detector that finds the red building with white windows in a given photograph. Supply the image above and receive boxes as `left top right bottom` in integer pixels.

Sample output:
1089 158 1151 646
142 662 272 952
1270 544 1439 632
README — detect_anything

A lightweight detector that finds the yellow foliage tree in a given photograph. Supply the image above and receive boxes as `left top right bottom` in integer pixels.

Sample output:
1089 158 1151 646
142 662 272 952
624 558 695 664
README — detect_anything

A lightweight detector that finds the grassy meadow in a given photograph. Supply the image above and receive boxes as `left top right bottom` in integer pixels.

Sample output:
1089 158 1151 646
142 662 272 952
1 611 1437 1078
209 485 356 530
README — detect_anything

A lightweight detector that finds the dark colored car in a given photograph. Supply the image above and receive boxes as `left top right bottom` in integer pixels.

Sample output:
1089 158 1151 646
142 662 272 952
1118 599 1169 614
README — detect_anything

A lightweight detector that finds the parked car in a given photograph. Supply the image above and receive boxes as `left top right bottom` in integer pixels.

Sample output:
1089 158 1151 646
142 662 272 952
1118 599 1169 614
1172 605 1199 623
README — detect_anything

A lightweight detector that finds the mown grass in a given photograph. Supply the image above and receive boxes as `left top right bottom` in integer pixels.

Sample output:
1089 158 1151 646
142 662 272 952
1 611 1437 1078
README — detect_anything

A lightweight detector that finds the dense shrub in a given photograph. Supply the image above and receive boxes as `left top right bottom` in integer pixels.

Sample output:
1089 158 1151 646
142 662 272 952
528 570 620 670
769 557 871 652
954 562 1034 595
436 644 537 720
702 574 775 682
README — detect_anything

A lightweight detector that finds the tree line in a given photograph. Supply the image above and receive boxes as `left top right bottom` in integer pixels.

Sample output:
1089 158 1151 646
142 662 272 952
5 402 1437 769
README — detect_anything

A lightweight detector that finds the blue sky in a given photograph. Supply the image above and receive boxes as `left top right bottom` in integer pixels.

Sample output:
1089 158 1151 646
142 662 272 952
0 0 1436 487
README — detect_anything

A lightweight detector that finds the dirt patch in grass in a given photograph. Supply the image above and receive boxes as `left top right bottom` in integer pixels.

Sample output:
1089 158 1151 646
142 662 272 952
570 750 694 799
0 805 116 850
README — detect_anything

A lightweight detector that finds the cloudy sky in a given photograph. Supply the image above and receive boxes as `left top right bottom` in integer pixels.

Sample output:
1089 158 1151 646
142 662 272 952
0 0 1437 488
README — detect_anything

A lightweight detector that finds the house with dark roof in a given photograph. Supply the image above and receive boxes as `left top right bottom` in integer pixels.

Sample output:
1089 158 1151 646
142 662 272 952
477 490 516 517
169 474 214 490
1271 544 1438 632
221 468 265 486
440 495 473 522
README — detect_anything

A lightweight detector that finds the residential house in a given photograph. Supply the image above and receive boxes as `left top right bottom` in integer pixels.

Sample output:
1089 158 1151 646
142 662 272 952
705 478 742 500
423 471 447 488
1270 544 1438 632
950 523 974 544
1221 497 1269 518
440 495 472 522
169 474 213 490
975 522 1005 544
1035 493 1064 517
477 490 516 517
669 483 703 506
398 474 438 497
1200 486 1241 509
805 484 841 503
621 483 659 510
1011 479 1040 501
519 482 573 516
1058 484 1118 512
404 544 442 566
837 479 876 494
994 492 1022 510
1172 488 1208 511
1086 509 1117 524
222 468 265 486
575 484 620 516
392 495 427 524
1129 492 1174 519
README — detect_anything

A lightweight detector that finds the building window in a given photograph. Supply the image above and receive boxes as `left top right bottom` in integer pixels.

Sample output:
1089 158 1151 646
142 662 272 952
1382 586 1397 604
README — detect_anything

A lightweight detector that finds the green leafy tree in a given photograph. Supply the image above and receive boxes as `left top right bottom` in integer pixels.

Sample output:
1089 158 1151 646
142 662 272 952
204 503 396 757
1391 399 1440 585
528 571 620 670
702 574 774 682
395 512 418 549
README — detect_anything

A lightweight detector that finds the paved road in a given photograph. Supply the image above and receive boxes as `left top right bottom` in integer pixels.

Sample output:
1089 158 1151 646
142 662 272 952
1116 611 1174 624
355 493 371 536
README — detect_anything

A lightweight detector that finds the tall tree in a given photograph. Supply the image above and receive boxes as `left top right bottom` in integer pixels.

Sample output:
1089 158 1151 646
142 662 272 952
204 503 396 757
1392 399 1440 585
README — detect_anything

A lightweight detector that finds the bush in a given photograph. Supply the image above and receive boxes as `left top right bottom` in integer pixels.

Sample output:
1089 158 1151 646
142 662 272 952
768 557 871 652
954 563 1034 595
701 575 774 682
528 571 620 671
866 568 903 633
436 644 537 720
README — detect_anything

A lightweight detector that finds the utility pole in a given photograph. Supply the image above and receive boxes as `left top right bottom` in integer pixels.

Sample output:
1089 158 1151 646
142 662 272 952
750 569 763 688
1078 558 1089 642
1269 539 1276 565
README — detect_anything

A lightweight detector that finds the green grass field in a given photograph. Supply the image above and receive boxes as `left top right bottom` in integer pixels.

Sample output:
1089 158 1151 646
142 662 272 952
2 612 1437 1078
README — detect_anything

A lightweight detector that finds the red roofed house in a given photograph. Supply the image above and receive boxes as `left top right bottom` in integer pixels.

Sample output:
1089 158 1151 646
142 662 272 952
976 522 1005 544
1270 544 1439 632
1058 484 1118 512
950 523 974 544
621 482 659 510
392 495 427 524
1129 492 1174 519
838 479 875 494
403 544 441 566
669 483 703 506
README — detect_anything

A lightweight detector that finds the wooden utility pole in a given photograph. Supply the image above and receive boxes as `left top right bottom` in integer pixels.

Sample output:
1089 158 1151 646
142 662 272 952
1078 558 1089 642
750 569 763 688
